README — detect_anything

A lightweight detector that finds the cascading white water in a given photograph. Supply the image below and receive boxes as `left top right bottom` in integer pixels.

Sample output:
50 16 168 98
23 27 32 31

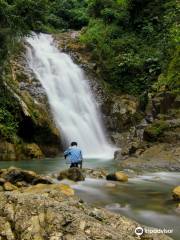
26 33 114 158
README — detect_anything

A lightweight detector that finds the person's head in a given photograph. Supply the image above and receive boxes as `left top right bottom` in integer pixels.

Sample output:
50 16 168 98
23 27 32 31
71 142 77 147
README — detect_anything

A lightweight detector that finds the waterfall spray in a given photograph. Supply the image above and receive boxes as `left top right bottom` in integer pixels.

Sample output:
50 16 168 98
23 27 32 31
26 33 114 158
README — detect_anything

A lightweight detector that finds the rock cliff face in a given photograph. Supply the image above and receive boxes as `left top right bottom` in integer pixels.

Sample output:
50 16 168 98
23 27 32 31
54 31 180 171
0 43 62 160
54 31 143 143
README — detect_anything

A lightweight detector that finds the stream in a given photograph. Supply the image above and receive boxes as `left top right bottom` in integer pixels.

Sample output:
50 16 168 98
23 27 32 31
1 157 179 239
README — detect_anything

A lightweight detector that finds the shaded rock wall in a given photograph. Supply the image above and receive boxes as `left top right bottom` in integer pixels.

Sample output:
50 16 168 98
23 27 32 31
0 43 62 160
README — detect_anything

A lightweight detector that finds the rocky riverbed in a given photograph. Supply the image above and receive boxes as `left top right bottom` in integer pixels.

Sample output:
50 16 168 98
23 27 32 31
0 166 179 240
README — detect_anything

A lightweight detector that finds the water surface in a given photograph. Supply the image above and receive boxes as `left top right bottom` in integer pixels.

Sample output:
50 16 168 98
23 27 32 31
0 157 179 239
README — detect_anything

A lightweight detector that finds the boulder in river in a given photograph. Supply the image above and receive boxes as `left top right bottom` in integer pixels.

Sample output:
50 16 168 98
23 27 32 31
0 167 53 186
172 186 180 201
83 168 107 179
106 172 128 182
57 167 85 182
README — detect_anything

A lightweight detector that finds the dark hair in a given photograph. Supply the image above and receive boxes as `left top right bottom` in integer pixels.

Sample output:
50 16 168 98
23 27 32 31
71 142 77 146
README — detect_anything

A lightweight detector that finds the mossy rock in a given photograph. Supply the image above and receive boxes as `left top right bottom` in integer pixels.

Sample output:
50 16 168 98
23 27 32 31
154 46 180 92
23 143 44 159
0 141 17 160
57 168 85 182
143 120 169 142
106 172 128 182
172 186 180 201
24 183 74 196
3 182 18 191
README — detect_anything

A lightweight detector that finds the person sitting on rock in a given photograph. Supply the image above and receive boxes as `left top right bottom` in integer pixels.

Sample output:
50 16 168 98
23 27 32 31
64 142 83 168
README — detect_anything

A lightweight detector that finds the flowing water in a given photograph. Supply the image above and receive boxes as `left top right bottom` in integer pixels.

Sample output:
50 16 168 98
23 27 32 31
1 158 180 239
26 33 114 159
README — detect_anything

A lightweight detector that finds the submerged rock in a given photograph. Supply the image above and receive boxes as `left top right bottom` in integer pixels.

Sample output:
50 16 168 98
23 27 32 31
57 167 85 182
172 186 180 201
105 183 116 188
106 172 128 182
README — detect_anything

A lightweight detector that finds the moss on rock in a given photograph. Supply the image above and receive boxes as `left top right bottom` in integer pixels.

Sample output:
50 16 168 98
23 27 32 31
143 120 169 142
0 45 62 160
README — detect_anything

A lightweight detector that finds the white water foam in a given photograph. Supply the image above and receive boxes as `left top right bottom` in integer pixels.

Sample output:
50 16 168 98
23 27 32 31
26 33 115 159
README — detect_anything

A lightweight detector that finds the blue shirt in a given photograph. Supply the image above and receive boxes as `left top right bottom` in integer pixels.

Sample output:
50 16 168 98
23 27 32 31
64 146 83 164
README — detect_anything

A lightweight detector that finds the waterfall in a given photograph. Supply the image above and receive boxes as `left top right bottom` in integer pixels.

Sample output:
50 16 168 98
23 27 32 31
25 33 114 159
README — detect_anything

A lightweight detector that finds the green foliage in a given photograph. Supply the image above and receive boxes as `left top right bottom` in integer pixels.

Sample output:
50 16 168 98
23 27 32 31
0 0 50 67
0 0 90 65
0 82 21 142
11 0 49 32
48 0 89 30
0 109 18 141
81 0 179 95
154 46 180 91
144 120 169 142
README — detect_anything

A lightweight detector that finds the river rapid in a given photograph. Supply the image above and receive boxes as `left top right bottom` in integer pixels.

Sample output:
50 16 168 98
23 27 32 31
0 157 179 240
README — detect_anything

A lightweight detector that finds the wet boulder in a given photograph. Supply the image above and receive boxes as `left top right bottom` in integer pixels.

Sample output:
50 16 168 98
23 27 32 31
57 168 85 182
83 168 107 179
24 183 75 197
3 182 18 191
0 167 53 185
15 181 28 188
172 186 180 201
106 172 128 182
0 178 5 186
